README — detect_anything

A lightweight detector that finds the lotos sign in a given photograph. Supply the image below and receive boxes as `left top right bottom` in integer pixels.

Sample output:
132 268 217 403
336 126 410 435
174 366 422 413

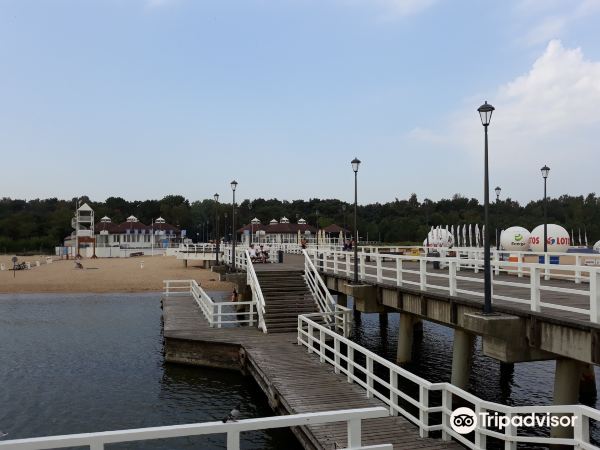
529 224 571 252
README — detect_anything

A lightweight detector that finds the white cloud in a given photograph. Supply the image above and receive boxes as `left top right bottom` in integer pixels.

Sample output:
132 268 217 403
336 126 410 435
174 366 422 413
412 40 600 202
517 0 600 46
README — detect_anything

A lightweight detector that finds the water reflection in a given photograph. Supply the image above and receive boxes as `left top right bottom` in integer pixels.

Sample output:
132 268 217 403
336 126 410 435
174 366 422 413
0 293 300 449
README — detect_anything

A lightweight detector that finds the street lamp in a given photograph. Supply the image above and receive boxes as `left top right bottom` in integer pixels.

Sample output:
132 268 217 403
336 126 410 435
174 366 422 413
214 193 220 265
351 157 361 284
231 180 238 270
495 186 501 251
316 209 319 250
541 165 550 253
477 101 495 315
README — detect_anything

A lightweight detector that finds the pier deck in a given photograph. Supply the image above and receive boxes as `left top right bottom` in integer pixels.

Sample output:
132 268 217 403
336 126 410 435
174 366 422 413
163 295 461 450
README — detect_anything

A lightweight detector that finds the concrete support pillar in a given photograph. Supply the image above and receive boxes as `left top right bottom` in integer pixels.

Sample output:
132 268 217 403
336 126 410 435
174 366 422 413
337 293 348 307
379 312 388 328
551 359 584 440
451 329 475 390
413 318 424 338
580 363 597 399
396 313 416 364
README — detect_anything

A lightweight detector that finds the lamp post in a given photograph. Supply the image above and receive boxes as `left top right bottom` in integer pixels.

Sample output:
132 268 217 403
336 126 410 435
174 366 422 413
495 186 501 251
231 180 238 270
214 193 220 265
316 209 319 250
351 157 361 284
477 101 495 315
249 203 254 245
541 165 550 253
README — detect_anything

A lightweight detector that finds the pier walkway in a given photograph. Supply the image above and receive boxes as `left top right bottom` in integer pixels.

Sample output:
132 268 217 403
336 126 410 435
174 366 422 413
162 294 461 450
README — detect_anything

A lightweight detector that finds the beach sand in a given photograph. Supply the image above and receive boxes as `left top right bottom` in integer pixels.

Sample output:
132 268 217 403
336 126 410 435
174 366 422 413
0 255 232 293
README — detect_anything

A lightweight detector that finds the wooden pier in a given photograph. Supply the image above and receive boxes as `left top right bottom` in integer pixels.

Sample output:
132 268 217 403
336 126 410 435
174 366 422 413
162 295 461 450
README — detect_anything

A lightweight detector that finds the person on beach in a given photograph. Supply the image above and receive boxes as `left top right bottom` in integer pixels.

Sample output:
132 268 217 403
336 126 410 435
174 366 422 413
231 288 248 325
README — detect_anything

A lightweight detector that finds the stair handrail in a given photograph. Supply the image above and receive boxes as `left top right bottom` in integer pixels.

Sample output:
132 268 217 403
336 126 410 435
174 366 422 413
246 250 268 333
302 249 337 320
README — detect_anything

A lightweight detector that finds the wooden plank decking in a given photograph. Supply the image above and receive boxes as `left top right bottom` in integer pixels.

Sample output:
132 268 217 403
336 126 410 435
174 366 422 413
163 295 461 450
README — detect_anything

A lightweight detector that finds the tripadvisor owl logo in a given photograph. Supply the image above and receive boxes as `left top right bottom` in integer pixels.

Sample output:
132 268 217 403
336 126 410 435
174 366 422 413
450 407 477 434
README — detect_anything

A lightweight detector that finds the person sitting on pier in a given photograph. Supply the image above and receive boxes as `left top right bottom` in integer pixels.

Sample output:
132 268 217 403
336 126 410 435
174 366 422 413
261 244 270 262
249 244 258 262
258 244 269 263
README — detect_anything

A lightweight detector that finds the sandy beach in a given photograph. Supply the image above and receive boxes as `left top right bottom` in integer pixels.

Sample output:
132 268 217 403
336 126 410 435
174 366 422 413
0 255 232 293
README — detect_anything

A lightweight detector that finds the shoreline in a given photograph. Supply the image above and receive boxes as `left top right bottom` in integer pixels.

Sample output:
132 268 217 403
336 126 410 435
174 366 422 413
0 255 233 295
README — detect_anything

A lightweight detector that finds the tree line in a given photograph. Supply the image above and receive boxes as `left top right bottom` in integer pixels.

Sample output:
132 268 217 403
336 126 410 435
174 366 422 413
1 193 599 253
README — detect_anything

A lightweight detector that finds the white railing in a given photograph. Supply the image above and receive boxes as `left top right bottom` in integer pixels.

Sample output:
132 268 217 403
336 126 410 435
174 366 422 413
361 245 600 283
179 243 217 253
297 315 600 449
309 249 600 324
0 408 391 450
302 249 352 336
164 280 256 328
222 245 248 270
245 251 268 333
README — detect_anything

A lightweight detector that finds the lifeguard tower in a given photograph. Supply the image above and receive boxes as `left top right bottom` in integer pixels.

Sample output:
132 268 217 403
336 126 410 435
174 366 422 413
72 203 96 258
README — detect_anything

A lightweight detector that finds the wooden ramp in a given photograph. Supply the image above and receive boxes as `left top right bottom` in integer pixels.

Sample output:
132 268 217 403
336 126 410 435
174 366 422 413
163 296 461 450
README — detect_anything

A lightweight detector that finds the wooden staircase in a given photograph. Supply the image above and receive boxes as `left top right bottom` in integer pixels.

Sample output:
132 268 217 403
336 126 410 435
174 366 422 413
256 270 322 333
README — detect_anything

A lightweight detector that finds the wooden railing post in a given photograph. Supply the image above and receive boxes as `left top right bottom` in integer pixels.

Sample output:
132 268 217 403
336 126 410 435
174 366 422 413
227 430 240 450
366 356 374 398
359 254 366 280
573 411 590 448
345 253 351 277
376 255 383 283
334 337 340 374
530 267 541 313
575 254 582 284
389 369 398 416
504 412 517 450
441 389 452 441
420 259 427 291
319 329 325 363
419 386 429 438
474 405 486 449
396 258 403 287
449 260 457 296
347 418 361 449
347 346 354 383
590 269 600 323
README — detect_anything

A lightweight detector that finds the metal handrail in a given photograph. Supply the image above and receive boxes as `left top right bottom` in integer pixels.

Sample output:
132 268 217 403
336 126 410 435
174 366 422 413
0 407 390 450
302 250 337 315
245 251 267 333
163 280 256 328
297 314 600 449
309 249 600 324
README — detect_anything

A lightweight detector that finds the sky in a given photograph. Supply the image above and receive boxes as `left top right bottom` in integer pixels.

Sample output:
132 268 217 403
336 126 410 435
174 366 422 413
1 0 599 205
